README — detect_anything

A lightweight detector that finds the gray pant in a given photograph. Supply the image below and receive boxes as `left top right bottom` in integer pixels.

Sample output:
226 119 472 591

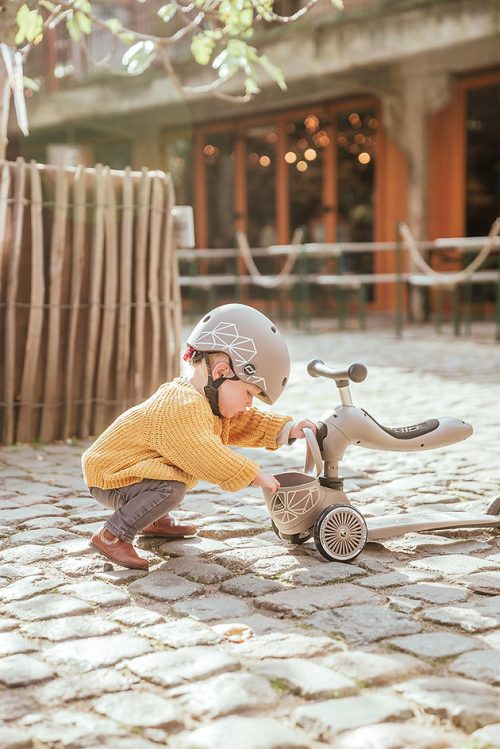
88 479 186 542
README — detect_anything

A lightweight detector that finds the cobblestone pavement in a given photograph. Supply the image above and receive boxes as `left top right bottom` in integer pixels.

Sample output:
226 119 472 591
1 327 499 749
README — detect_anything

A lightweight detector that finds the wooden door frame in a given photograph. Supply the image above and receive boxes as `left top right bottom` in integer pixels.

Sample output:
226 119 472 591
429 68 500 239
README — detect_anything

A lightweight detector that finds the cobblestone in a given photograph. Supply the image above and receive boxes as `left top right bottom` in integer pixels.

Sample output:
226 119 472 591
173 716 311 749
173 671 278 718
45 633 153 670
308 603 421 643
388 631 484 658
126 646 239 687
93 691 182 728
320 650 431 685
395 676 500 731
294 693 414 738
1 329 499 745
449 649 500 684
0 654 55 686
250 657 357 698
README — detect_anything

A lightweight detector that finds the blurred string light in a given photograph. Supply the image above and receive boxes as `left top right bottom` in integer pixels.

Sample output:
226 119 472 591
202 110 378 172
304 114 319 132
314 131 330 147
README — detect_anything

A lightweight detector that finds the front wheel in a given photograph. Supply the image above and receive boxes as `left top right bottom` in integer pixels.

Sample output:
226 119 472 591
314 504 367 562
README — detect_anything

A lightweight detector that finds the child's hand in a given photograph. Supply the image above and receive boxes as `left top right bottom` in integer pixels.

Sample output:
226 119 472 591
251 472 281 492
290 419 317 439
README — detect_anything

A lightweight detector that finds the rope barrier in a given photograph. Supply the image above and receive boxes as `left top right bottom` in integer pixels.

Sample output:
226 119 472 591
235 228 303 288
399 217 500 284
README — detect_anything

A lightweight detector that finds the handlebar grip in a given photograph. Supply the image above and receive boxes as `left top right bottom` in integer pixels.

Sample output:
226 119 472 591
307 359 368 383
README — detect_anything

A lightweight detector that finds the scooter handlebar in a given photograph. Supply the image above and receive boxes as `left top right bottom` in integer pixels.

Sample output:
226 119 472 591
307 359 368 384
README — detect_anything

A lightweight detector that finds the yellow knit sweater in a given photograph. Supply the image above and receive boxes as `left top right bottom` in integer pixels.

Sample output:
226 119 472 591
82 377 292 492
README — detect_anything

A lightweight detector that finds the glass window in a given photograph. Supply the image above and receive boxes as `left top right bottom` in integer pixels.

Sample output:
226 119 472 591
165 136 193 207
204 132 235 248
287 112 329 242
246 124 277 247
466 83 500 236
336 108 378 274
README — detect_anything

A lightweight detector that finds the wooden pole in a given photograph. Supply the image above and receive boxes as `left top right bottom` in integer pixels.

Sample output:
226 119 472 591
4 158 26 444
40 165 70 442
117 167 133 411
148 173 164 393
62 165 87 439
82 164 106 437
94 171 119 433
17 162 46 442
133 169 151 400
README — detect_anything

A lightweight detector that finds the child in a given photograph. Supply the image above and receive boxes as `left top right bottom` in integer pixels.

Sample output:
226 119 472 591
82 303 316 570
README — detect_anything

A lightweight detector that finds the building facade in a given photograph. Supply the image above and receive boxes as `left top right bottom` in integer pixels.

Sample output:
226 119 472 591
13 0 500 311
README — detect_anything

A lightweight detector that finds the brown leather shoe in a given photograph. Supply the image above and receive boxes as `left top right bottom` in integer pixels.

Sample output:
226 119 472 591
91 528 149 570
140 515 197 539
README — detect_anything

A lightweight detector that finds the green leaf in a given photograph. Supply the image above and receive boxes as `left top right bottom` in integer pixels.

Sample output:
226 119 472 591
122 39 157 75
39 0 57 12
256 0 273 21
119 32 136 45
74 0 92 14
66 13 82 42
158 4 176 23
190 33 215 66
76 11 92 35
257 53 287 91
23 75 40 92
245 77 260 95
105 18 123 34
15 4 44 44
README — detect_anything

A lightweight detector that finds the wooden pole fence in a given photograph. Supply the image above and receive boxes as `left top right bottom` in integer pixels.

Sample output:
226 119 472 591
0 158 181 445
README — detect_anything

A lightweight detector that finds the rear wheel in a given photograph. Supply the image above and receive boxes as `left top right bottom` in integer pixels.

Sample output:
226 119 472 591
314 504 367 562
271 519 312 545
486 496 500 516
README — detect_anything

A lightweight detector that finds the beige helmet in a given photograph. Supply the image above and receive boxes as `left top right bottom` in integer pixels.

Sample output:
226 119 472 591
187 303 290 405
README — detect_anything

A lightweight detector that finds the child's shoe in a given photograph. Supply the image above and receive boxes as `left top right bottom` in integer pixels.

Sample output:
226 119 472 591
91 527 149 570
140 516 197 538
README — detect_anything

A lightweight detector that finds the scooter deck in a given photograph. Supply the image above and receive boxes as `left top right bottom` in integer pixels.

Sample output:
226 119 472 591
366 512 500 541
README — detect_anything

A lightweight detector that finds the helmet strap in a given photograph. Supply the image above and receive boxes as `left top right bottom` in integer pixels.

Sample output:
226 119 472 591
202 353 238 417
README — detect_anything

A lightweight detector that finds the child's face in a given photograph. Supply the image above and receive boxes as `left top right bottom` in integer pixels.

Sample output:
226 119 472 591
217 377 261 419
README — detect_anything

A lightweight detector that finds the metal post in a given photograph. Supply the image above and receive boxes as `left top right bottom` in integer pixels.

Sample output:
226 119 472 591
358 285 366 330
395 222 403 339
435 288 443 334
496 255 500 342
452 285 461 337
464 251 472 336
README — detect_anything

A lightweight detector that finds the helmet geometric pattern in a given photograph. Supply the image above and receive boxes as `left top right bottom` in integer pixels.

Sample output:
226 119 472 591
192 321 268 393
271 484 321 523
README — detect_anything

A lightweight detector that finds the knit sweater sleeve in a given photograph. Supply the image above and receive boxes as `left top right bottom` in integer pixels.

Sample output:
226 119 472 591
226 408 293 450
152 397 260 492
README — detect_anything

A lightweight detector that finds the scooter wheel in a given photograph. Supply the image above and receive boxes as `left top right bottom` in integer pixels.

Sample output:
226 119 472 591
313 504 367 562
271 519 312 545
486 496 500 516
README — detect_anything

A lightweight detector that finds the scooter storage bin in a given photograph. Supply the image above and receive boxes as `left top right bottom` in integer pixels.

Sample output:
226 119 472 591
262 471 349 536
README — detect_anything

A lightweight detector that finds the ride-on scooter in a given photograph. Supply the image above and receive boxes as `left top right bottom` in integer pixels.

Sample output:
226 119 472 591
262 360 500 562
